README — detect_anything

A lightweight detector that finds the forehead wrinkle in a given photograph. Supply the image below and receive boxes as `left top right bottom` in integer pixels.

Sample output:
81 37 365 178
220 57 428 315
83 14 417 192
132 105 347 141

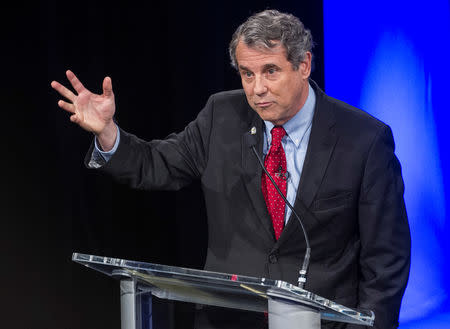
236 41 290 73
238 57 283 73
237 43 287 60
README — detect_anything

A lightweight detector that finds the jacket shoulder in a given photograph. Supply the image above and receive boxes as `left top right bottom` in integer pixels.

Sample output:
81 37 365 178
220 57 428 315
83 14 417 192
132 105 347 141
208 89 248 108
206 89 256 124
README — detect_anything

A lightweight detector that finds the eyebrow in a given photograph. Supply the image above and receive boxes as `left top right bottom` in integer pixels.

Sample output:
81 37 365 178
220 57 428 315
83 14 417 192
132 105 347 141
238 65 251 72
265 63 281 69
238 63 280 72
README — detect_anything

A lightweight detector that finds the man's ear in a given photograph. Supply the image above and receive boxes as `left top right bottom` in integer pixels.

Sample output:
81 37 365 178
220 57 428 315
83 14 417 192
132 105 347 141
300 52 312 79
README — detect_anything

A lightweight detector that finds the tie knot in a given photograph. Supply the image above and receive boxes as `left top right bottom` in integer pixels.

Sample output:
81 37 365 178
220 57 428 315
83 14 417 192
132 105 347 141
271 126 286 145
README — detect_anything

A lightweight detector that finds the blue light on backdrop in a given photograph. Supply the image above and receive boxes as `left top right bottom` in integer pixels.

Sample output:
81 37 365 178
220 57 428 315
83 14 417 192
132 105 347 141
323 0 450 325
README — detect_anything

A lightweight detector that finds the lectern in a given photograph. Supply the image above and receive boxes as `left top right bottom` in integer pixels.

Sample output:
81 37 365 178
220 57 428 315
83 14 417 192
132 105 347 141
72 253 374 329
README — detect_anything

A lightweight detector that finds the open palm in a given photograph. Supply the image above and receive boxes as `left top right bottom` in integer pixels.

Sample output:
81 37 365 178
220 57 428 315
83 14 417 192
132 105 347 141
51 70 115 135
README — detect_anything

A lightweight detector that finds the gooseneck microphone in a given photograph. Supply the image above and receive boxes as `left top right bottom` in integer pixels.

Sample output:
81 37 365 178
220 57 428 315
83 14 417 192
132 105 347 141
245 128 311 289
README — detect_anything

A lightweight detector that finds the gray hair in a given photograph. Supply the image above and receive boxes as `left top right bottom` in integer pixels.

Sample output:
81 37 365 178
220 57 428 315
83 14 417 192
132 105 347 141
229 10 313 70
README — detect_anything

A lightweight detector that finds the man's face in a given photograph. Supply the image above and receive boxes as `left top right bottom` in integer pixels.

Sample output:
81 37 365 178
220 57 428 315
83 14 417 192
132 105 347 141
235 40 311 126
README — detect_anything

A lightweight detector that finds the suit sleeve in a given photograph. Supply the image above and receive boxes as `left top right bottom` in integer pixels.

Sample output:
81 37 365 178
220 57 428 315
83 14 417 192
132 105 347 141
356 125 411 329
84 95 215 191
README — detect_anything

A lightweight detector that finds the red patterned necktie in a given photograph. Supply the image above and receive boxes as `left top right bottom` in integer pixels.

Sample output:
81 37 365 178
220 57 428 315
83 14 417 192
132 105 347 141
261 126 287 240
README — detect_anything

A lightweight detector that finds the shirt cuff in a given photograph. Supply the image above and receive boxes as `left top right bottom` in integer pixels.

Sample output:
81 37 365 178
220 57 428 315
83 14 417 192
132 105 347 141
88 125 120 168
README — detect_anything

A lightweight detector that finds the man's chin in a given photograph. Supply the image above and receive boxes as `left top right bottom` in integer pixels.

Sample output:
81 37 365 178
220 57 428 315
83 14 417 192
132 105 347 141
259 115 285 125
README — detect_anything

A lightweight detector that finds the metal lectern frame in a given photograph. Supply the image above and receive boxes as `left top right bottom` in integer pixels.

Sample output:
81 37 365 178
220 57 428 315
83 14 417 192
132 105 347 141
72 253 374 329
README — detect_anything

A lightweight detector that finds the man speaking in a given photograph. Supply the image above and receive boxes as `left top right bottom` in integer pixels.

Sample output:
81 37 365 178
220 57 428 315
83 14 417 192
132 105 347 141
52 9 410 329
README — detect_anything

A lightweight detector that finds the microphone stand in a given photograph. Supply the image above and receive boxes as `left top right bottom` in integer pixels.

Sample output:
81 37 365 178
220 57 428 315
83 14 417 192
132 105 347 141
249 138 311 289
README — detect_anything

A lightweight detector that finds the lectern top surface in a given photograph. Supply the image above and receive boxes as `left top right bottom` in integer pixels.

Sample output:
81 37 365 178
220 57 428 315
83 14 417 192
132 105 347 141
72 252 374 326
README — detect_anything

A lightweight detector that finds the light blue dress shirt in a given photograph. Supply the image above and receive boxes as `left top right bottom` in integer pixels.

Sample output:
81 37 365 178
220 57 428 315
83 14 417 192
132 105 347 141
262 84 316 224
89 125 121 168
92 84 316 225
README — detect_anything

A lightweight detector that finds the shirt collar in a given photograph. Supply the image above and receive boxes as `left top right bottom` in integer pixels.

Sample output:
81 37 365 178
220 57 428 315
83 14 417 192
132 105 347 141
264 83 316 148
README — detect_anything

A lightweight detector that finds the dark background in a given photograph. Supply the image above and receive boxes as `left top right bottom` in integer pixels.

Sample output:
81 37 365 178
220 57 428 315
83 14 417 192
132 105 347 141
2 1 323 328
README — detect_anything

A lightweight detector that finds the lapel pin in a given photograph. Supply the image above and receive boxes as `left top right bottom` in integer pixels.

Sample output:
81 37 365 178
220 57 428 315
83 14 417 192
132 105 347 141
250 126 257 135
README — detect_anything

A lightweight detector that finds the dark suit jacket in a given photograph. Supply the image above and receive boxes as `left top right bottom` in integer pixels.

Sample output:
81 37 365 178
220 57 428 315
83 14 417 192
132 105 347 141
87 81 410 329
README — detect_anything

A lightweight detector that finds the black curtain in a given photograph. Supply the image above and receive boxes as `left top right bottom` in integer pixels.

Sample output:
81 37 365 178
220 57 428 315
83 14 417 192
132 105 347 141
2 1 323 328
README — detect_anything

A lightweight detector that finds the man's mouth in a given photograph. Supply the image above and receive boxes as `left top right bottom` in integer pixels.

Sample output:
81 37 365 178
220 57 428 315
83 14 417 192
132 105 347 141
255 101 273 108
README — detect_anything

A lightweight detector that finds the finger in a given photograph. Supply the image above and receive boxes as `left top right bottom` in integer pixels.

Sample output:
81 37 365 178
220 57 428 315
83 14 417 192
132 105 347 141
66 70 86 94
58 100 76 113
51 80 77 102
103 76 113 97
70 114 80 124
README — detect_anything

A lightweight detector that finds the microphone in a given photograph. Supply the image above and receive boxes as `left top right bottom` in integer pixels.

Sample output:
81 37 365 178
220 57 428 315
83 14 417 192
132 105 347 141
246 126 311 289
275 165 290 181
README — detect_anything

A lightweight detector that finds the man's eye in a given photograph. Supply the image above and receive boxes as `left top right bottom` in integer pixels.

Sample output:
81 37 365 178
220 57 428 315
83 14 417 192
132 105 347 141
268 68 277 74
245 71 253 77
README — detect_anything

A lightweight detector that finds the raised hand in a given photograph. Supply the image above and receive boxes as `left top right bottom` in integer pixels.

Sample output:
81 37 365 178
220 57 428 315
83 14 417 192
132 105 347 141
51 70 117 150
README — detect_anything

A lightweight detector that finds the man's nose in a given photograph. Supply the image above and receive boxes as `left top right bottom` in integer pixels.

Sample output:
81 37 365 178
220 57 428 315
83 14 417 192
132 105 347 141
253 76 268 96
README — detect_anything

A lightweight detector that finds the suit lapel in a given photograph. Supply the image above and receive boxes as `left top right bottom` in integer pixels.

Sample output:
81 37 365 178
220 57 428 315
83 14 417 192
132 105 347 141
278 82 338 245
240 81 338 245
241 116 276 242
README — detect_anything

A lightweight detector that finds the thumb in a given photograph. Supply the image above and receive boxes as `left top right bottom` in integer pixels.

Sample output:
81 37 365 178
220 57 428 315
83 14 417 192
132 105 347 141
70 114 79 124
103 76 113 97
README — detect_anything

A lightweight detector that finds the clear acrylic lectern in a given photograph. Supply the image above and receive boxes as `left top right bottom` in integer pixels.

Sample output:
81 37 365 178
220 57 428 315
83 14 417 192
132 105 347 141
72 253 374 329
